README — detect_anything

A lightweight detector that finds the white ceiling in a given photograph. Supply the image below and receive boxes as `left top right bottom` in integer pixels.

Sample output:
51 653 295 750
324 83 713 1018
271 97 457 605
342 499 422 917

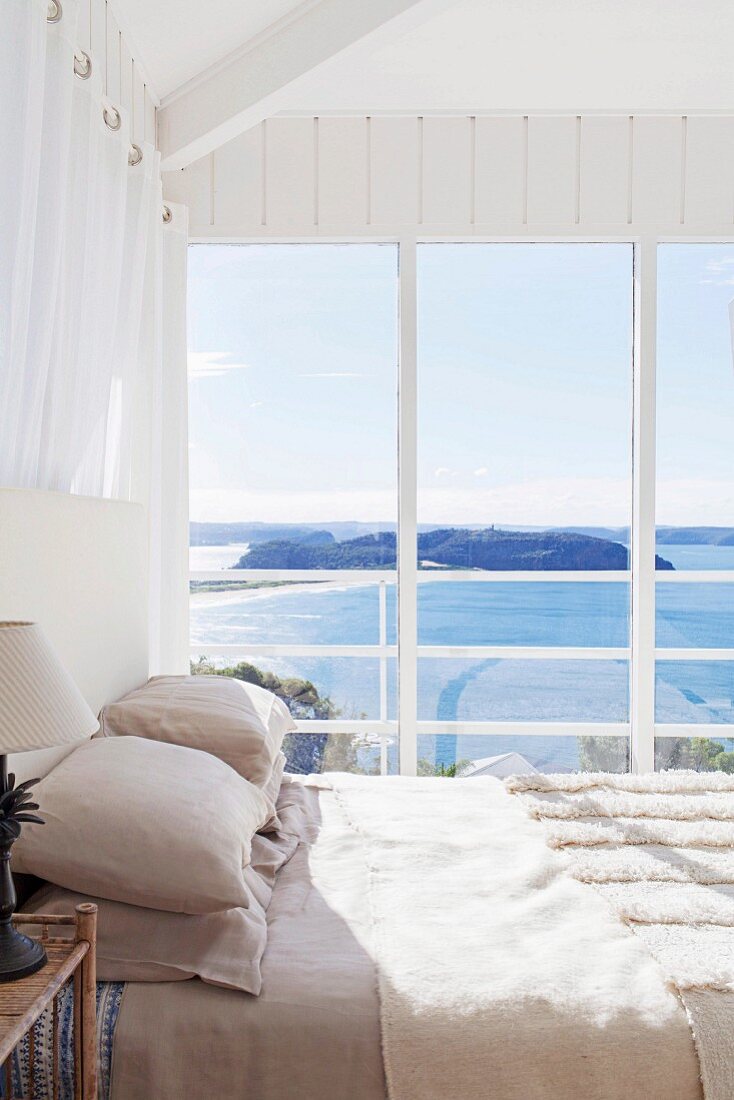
288 0 734 113
113 0 311 100
118 0 734 112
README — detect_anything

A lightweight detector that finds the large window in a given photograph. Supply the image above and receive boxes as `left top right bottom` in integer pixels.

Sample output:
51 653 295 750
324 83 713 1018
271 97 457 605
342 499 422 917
188 240 734 778
415 244 633 775
655 244 734 771
188 244 398 775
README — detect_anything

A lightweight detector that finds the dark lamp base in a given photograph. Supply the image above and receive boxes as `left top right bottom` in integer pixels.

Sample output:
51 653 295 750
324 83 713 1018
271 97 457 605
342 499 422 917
0 921 47 982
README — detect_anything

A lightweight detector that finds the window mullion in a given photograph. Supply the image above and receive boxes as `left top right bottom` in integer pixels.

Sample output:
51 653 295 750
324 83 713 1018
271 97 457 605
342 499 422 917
398 237 418 776
631 237 657 772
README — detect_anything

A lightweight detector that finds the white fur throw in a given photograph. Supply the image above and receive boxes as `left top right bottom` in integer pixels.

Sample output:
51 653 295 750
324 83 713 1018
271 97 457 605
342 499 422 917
507 770 734 1100
328 775 700 1100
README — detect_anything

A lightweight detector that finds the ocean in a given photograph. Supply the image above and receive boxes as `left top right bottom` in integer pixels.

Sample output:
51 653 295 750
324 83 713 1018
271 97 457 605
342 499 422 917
189 544 734 773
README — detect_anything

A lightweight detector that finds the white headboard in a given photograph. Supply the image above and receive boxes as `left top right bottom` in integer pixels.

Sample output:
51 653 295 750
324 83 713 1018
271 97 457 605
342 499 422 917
0 489 149 780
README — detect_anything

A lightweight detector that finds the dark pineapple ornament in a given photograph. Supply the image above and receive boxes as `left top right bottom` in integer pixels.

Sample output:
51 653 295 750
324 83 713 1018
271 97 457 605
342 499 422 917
0 758 46 981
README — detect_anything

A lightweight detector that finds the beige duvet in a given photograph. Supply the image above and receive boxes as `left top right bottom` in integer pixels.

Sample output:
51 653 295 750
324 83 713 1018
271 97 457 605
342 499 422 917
110 776 702 1100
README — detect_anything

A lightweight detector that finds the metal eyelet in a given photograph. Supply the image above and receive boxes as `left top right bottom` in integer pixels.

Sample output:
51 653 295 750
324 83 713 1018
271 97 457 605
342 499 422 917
128 144 143 167
162 206 173 224
47 1 62 23
74 50 91 80
103 105 122 132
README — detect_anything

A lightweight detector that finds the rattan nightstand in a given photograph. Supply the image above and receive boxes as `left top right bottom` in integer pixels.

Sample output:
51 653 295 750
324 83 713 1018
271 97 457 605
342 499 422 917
0 903 97 1100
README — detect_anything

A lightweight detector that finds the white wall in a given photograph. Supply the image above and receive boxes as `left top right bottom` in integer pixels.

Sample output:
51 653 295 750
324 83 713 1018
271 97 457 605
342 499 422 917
162 114 734 237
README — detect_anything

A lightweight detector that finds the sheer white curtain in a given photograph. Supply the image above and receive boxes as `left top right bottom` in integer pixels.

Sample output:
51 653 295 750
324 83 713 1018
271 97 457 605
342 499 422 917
149 204 190 675
0 0 161 501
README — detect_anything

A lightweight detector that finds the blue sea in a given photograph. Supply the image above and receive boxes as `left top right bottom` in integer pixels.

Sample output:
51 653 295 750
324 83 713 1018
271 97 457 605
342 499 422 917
189 544 734 773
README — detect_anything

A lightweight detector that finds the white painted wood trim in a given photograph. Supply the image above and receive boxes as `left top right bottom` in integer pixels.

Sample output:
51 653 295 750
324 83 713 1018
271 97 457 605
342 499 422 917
398 237 419 776
630 238 657 773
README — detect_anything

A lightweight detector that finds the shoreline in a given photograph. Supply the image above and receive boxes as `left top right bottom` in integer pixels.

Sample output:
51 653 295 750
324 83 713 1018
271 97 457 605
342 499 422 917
190 578 380 609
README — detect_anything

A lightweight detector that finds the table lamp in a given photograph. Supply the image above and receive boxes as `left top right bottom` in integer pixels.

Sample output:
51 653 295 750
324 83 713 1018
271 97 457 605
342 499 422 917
0 622 99 981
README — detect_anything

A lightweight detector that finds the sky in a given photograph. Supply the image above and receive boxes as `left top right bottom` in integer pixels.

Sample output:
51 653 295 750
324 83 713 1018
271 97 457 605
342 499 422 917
187 241 734 528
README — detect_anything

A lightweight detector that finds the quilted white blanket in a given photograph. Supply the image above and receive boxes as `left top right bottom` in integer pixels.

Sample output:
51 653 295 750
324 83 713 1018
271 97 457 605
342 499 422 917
508 770 734 1100
330 774 701 1100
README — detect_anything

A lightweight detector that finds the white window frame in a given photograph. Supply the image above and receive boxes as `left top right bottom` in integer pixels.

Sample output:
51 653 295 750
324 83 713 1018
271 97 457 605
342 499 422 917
189 233 734 776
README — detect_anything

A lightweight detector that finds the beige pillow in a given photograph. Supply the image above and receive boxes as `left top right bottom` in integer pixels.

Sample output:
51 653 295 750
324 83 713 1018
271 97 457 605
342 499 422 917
12 737 270 914
100 675 295 789
260 752 287 833
21 885 267 993
20 789 308 994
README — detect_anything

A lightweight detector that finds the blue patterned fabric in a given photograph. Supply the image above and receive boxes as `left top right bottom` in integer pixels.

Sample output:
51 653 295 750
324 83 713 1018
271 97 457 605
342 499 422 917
1 981 124 1100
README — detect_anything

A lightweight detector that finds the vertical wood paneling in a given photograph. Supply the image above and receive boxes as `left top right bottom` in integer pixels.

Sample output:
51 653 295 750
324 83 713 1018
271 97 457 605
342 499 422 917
119 41 133 130
213 129 262 229
161 171 189 207
422 117 472 225
132 65 146 145
180 157 212 234
264 118 315 230
474 116 526 225
78 0 91 53
631 116 682 226
684 116 734 224
90 0 106 73
106 9 121 106
318 117 368 227
370 117 420 225
526 116 577 224
144 92 156 147
578 116 630 225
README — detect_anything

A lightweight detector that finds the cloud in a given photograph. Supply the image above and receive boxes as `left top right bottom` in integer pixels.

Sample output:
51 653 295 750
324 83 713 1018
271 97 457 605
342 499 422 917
434 467 453 479
474 467 488 477
190 478 734 527
700 257 734 286
249 401 264 409
298 372 363 379
188 352 251 378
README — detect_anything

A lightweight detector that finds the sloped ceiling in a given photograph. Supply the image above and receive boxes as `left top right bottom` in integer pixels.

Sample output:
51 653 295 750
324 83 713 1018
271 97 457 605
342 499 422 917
115 0 734 113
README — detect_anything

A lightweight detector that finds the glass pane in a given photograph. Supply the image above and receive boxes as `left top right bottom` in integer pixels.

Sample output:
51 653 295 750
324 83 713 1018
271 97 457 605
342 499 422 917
283 733 398 777
416 734 629 777
417 243 633 553
416 244 632 761
188 244 398 569
189 655 397 722
656 661 734 724
417 581 629 647
657 583 734 648
191 580 396 647
418 659 629 722
656 244 734 562
655 735 734 773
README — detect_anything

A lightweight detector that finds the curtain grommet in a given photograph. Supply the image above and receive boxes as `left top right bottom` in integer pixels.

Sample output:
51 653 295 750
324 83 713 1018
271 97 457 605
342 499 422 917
47 1 62 23
162 206 173 224
103 105 122 132
128 144 143 167
74 50 91 79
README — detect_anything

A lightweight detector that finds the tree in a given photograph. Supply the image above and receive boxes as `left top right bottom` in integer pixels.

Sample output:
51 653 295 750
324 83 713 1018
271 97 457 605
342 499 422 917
417 758 472 778
190 657 360 774
577 736 629 773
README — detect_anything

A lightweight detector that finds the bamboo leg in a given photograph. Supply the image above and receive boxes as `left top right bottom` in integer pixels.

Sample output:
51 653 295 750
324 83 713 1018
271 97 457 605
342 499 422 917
75 905 97 1100
52 995 59 1100
73 970 81 1100
3 1056 11 1100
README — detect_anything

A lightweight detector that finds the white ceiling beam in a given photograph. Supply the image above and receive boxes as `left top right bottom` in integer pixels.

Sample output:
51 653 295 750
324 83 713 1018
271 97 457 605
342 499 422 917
158 0 457 171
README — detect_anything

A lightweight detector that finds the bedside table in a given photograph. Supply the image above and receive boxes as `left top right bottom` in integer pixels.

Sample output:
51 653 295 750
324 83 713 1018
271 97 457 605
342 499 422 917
0 903 97 1100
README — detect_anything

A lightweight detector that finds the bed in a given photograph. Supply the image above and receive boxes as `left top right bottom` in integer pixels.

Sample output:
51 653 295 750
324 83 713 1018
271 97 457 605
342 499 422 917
0 489 720 1100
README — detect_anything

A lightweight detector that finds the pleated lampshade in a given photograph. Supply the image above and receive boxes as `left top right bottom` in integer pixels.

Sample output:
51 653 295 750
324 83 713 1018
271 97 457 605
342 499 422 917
0 622 98 753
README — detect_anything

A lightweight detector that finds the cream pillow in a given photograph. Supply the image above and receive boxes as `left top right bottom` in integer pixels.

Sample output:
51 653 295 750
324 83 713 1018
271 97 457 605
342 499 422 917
12 737 270 914
21 886 267 993
20 788 308 994
99 675 295 789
